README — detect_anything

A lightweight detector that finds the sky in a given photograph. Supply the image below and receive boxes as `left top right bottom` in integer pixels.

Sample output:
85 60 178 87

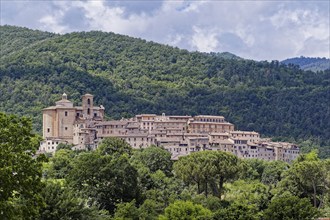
1 0 329 61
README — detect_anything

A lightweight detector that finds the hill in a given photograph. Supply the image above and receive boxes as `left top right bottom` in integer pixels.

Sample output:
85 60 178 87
281 56 330 72
0 25 329 157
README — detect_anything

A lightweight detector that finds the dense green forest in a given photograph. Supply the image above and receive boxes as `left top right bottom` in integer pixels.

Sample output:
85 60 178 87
0 25 329 157
1 113 329 219
281 56 330 72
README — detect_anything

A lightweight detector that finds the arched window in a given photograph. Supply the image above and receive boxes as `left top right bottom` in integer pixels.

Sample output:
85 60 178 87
87 98 91 105
87 108 90 115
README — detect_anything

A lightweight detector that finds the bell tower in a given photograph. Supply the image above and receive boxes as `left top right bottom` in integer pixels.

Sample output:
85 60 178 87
82 94 94 119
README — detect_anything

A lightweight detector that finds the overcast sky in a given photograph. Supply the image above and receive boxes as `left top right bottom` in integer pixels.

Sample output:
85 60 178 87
1 0 329 61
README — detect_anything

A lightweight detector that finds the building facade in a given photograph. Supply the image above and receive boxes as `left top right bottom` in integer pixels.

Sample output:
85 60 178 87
39 94 299 162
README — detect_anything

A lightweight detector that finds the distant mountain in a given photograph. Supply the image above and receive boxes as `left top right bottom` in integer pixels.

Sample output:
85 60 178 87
281 56 330 72
1 25 330 157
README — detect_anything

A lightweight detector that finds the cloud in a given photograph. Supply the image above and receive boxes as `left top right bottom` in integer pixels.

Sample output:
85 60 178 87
298 37 330 58
191 26 219 52
1 0 329 60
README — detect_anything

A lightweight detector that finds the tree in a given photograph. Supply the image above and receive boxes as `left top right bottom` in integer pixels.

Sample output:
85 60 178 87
113 200 139 220
173 153 206 195
97 137 132 156
39 181 109 220
261 160 288 186
191 195 224 212
263 193 319 220
0 113 45 219
213 202 260 220
174 151 239 198
145 170 184 208
130 145 173 176
278 151 329 208
238 159 266 181
47 149 75 179
138 199 163 220
56 143 73 151
224 180 270 212
208 151 240 198
159 200 213 220
68 151 140 214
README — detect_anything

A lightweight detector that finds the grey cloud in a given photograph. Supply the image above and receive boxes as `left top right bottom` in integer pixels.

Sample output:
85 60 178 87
217 33 249 54
60 7 90 31
1 2 51 29
1 0 329 60
103 1 163 16
298 37 330 58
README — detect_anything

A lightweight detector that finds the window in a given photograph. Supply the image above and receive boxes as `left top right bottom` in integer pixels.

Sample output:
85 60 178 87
87 98 91 105
87 108 90 115
65 111 68 116
65 127 68 130
47 128 50 133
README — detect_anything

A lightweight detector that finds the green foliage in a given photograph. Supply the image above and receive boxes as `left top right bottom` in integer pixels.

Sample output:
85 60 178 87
141 170 185 211
263 193 319 220
159 200 213 220
56 143 73 151
0 25 56 57
174 151 239 198
213 202 260 220
97 137 133 156
261 160 288 186
278 156 329 208
40 181 108 220
114 200 139 220
47 149 75 179
225 180 270 211
67 147 140 214
238 159 267 180
130 145 173 176
191 195 224 212
0 112 45 219
0 25 329 157
138 199 163 220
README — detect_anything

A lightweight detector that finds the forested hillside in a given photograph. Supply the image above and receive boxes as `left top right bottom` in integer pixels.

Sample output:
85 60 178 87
281 56 330 72
0 25 329 157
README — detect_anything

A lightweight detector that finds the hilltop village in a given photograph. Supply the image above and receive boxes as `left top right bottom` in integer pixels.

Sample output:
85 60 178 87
39 94 299 162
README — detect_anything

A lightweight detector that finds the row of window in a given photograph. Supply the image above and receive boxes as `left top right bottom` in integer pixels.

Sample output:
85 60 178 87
195 118 224 123
191 124 228 129
47 141 59 145
232 134 259 137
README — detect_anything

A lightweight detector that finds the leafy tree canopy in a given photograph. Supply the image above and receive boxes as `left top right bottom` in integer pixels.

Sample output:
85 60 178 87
0 112 45 219
159 200 213 220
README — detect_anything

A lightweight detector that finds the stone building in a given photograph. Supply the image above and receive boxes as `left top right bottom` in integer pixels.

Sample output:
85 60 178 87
39 93 104 153
39 94 299 162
